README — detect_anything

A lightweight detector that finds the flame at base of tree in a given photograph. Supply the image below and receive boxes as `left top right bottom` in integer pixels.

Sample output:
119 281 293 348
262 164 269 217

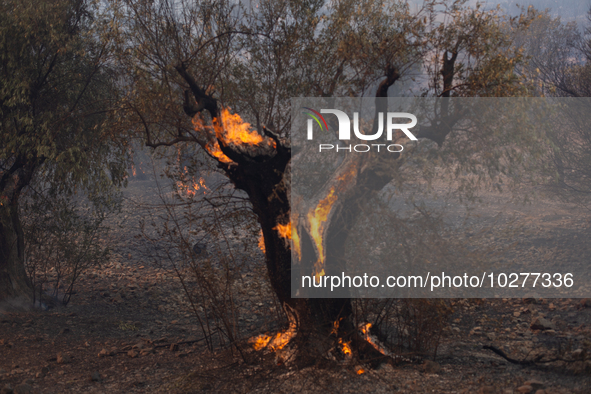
360 323 388 356
338 338 352 357
250 319 297 352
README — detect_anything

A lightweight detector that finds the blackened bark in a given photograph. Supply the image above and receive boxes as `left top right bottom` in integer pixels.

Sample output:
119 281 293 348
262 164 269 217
174 61 452 364
175 64 360 361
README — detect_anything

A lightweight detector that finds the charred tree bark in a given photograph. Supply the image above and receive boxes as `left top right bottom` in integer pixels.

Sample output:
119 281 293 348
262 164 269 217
175 62 364 362
174 59 456 364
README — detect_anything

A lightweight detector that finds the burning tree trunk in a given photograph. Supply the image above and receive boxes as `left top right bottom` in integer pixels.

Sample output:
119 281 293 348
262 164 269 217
117 0 534 366
165 63 421 365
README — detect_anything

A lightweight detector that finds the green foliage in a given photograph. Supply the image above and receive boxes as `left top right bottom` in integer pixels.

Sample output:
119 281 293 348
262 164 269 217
0 0 128 302
0 0 127 197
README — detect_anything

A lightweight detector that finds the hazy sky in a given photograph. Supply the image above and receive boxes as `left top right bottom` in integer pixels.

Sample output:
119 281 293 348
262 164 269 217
407 0 589 26
496 0 588 24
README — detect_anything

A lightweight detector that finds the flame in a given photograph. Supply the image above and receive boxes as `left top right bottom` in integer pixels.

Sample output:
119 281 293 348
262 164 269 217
356 368 365 375
314 269 325 284
176 181 199 197
308 188 338 278
339 338 352 356
360 323 387 355
176 166 209 197
217 108 266 146
360 322 371 335
292 223 301 261
205 142 233 163
250 320 297 352
331 318 340 335
273 222 291 239
131 164 137 177
252 334 272 351
198 177 208 191
258 230 266 253
191 114 234 163
304 163 357 279
191 107 274 163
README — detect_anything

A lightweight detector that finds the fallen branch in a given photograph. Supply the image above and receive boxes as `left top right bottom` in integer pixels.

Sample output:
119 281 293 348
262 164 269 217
483 345 576 365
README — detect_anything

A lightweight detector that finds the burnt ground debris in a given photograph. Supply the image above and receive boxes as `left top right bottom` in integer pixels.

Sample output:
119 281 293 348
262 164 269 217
1 178 591 393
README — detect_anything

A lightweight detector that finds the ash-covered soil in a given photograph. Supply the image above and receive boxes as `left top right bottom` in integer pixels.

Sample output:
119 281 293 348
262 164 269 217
1 177 591 393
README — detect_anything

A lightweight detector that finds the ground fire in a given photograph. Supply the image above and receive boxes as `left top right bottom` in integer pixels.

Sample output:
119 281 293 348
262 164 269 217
250 319 297 352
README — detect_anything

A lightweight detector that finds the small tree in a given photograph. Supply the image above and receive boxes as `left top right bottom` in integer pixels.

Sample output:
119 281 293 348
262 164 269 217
516 7 591 203
22 192 117 306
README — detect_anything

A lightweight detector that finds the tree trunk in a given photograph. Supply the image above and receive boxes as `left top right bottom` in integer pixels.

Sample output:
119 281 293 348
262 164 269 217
173 63 407 365
0 193 32 302
0 159 35 303
219 142 354 363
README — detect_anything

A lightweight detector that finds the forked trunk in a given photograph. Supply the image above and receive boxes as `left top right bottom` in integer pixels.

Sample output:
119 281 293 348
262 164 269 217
174 63 407 365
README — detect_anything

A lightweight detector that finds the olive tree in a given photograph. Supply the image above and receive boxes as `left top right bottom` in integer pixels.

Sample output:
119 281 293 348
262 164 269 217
0 0 126 303
111 0 539 364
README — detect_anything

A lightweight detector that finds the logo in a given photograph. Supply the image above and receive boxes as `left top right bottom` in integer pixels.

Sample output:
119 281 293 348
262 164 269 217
302 107 329 135
303 108 418 153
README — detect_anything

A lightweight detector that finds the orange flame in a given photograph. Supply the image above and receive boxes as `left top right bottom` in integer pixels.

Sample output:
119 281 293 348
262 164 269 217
360 323 387 355
191 107 273 163
356 368 365 375
314 269 326 285
250 320 297 352
205 142 233 164
176 165 209 197
305 163 357 280
273 222 291 239
360 322 371 335
252 334 272 351
331 318 341 335
198 177 208 191
308 188 337 278
191 114 234 163
217 108 266 146
258 230 266 254
339 338 352 356
292 223 301 261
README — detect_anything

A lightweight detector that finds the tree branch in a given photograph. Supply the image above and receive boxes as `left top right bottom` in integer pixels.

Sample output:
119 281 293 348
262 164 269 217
174 63 219 119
